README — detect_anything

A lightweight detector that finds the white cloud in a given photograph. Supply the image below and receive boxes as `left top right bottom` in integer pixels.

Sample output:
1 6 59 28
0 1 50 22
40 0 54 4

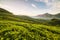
35 0 46 2
34 0 40 2
44 0 48 3
35 0 48 2
51 2 60 11
31 4 37 8
46 1 60 14
34 0 60 14
34 0 52 6
25 0 28 2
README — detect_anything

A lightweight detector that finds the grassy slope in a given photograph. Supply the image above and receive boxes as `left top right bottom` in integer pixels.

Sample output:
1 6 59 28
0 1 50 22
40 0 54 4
0 8 60 40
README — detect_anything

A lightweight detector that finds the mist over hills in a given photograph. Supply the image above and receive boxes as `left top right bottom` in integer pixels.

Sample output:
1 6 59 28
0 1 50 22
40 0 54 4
33 13 60 20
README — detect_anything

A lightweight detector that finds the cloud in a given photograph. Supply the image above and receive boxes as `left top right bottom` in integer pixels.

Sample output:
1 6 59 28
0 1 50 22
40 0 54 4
31 4 37 8
34 0 52 6
52 2 60 9
34 0 60 13
34 0 40 2
25 0 28 2
44 0 48 3
43 0 54 6
34 0 48 2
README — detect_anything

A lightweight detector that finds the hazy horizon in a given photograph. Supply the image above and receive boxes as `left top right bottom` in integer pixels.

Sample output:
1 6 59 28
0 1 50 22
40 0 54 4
0 0 60 16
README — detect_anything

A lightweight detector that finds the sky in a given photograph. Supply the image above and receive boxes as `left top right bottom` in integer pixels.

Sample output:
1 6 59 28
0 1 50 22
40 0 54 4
0 0 60 16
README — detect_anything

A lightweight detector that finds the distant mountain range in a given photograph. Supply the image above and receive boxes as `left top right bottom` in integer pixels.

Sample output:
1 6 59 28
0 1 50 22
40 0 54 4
37 13 60 18
33 13 60 20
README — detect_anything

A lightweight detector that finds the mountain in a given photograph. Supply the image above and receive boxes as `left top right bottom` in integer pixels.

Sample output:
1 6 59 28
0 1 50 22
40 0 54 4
33 13 60 20
37 13 53 17
33 13 53 20
0 8 13 16
0 8 19 21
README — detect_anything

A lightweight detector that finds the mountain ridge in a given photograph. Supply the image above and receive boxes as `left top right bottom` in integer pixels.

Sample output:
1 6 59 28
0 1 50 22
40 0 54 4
37 13 60 18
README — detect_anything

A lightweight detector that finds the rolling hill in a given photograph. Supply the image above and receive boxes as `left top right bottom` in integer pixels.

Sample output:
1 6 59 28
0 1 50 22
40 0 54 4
0 8 60 40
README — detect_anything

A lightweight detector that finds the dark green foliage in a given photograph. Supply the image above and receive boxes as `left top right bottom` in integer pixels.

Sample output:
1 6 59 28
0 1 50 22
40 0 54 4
49 18 60 26
54 13 60 18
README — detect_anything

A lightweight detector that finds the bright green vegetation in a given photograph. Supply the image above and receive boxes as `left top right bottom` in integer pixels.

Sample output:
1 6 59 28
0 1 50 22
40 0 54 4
0 8 60 40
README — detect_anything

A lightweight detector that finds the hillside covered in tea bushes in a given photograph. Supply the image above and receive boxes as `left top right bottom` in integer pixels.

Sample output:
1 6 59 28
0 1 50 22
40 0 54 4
0 8 60 40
